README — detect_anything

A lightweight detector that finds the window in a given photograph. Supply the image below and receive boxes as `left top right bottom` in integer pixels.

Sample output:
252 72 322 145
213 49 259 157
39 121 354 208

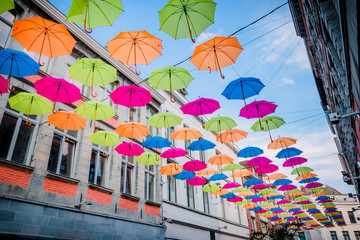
146 105 157 136
167 175 176 202
343 231 350 240
221 198 226 219
48 128 77 177
203 191 210 214
348 211 357 223
298 232 306 240
167 126 175 145
237 206 242 224
0 12 15 48
88 144 108 186
120 153 134 194
251 217 256 231
186 184 195 208
355 231 360 240
145 165 155 201
330 231 338 240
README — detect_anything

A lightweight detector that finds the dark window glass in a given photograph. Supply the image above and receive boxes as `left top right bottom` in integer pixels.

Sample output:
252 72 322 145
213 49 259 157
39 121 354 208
355 231 360 240
168 175 176 202
330 231 338 240
203 191 210 214
12 120 34 163
187 184 195 208
59 140 74 177
48 134 73 177
0 114 16 159
48 135 62 173
88 151 96 183
348 211 357 223
343 231 350 240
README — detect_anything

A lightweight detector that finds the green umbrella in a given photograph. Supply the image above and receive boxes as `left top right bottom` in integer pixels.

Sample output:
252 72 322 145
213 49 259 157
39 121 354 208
148 112 183 139
75 101 115 131
282 203 295 208
284 189 301 194
251 116 285 142
221 163 244 182
68 58 117 97
66 0 124 33
204 116 237 142
8 92 52 125
277 212 289 217
148 66 194 102
308 187 326 193
260 201 274 208
321 202 335 207
201 183 220 193
295 196 309 202
159 0 216 42
136 152 161 173
232 187 248 193
89 130 121 154
258 188 275 195
234 199 249 205
0 0 15 14
291 166 313 175
302 204 316 209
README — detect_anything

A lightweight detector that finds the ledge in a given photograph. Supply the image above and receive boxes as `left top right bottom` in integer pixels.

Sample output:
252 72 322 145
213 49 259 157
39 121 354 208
0 158 34 173
45 172 80 185
145 200 161 207
120 193 140 202
88 183 113 194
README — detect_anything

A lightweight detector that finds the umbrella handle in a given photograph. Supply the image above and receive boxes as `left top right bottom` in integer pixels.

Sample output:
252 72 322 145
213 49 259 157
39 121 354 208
218 68 225 79
83 6 92 33
134 64 141 75
129 109 133 120
169 91 176 103
90 86 97 98
38 56 44 67
7 77 15 91
208 66 211 73
26 115 32 126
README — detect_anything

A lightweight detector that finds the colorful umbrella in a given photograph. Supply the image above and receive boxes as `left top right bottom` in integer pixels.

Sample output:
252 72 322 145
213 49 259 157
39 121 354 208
107 30 162 75
160 148 187 158
232 187 248 193
115 142 144 157
34 77 81 112
295 173 317 180
0 0 14 14
299 177 320 184
190 37 243 79
174 170 195 181
66 0 124 33
188 139 215 161
220 192 237 199
268 137 297 150
115 122 150 141
227 196 243 203
8 92 52 125
273 179 292 186
230 169 252 178
170 127 202 141
239 100 277 130
160 163 183 176
216 129 247 152
0 48 40 90
89 130 121 154
276 147 303 159
0 76 8 94
255 164 278 175
243 178 262 186
209 173 228 181
148 112 182 139
180 97 220 127
136 152 161 166
183 160 207 172
76 101 115 131
278 184 297 191
211 189 229 196
201 183 220 193
252 184 271 190
291 167 314 175
266 173 288 180
237 146 263 158
283 157 307 168
48 111 86 139
222 163 244 181
197 168 219 176
12 16 76 66
208 154 234 166
204 116 237 142
148 66 193 102
186 176 206 187
246 156 272 167
223 182 241 189
159 0 216 42
251 116 285 142
143 136 171 149
68 58 117 98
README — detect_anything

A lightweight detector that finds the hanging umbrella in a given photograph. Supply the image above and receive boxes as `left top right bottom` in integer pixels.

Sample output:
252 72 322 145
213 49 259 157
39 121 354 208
12 16 76 66
143 136 171 150
0 49 40 90
204 116 237 143
0 76 8 95
66 0 124 33
291 167 313 175
258 189 276 195
186 177 206 192
201 183 220 193
107 30 162 75
245 194 262 200
268 137 297 150
251 184 271 190
190 37 243 79
223 182 241 189
276 147 303 159
158 0 216 42
183 160 207 172
283 157 307 168
227 196 243 203
148 112 183 139
89 130 121 155
243 178 263 186
295 173 318 180
136 152 162 171
209 173 228 181
170 127 202 143
216 129 247 152
8 92 52 125
68 58 117 98
208 154 234 166
76 101 115 131
246 156 272 167
230 169 252 178
221 77 265 109
115 142 144 157
232 187 248 193
255 164 278 175
266 173 288 180
273 179 293 186
240 192 255 198
174 170 195 181
237 146 263 158
251 116 285 142
115 122 150 141
48 111 86 139
299 177 320 184
269 195 285 200
197 168 219 176
220 192 237 199
180 97 220 127
160 163 183 176
221 163 244 181
34 77 81 112
212 189 229 196
188 139 216 161
239 100 277 130
0 0 14 14
148 66 193 102
160 148 187 158
278 184 298 191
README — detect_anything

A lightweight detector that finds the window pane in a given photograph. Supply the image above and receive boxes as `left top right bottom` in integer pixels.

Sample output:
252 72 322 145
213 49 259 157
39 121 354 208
168 176 176 202
0 20 11 47
203 192 209 214
48 135 62 173
96 154 106 186
348 211 356 223
0 114 16 159
12 119 34 164
120 163 125 193
1 12 15 22
148 174 154 201
343 231 350 240
59 140 74 177
126 165 132 194
88 151 96 184
355 231 360 240
187 184 195 208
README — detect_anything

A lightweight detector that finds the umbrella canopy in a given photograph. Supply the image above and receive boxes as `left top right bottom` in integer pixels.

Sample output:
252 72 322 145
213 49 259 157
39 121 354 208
8 92 52 125
174 170 195 180
0 0 14 14
76 101 115 131
209 173 228 181
190 37 243 79
89 131 121 149
266 173 288 180
12 16 76 66
212 189 229 196
161 148 187 158
183 160 207 172
246 156 272 167
268 137 297 150
66 0 124 32
69 58 117 98
136 152 161 166
204 116 237 135
291 167 314 175
48 111 86 138
283 157 307 167
315 196 330 201
197 168 219 176
0 76 8 94
221 163 244 172
188 139 216 151
269 195 285 200
170 127 202 141
255 164 279 175
273 179 293 186
276 147 303 159
231 169 252 178
251 116 285 142
223 182 241 189
237 146 263 158
232 187 248 193
0 48 40 90
295 173 318 180
217 129 247 152
240 191 255 197
159 0 216 42
258 189 276 195
34 76 81 112
239 100 277 121
115 142 144 156
220 192 237 199
277 200 292 205
208 154 233 166
116 122 150 140
278 184 297 191
107 30 162 75
227 196 243 202
148 112 183 138
299 177 320 184
180 97 220 126
244 178 263 186
252 184 271 190
160 163 183 176
143 136 171 149
186 176 206 186
201 183 220 193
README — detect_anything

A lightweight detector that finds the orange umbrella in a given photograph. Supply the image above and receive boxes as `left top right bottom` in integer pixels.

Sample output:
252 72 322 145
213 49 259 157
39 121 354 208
197 167 219 176
190 37 243 79
115 122 150 141
211 189 229 196
295 173 317 180
170 127 202 141
268 137 296 150
216 129 247 152
266 173 288 181
12 16 76 66
240 191 255 197
230 169 252 178
207 154 234 166
160 163 183 176
243 203 257 209
107 30 162 75
48 111 86 139
266 192 280 197
313 191 329 197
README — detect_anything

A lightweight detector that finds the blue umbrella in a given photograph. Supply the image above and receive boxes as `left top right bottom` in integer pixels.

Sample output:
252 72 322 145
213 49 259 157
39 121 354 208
237 146 263 158
209 173 228 181
288 208 302 212
268 216 280 220
142 136 171 149
221 77 264 109
276 147 303 159
269 195 285 200
249 206 263 212
269 207 283 212
0 48 40 90
220 192 237 199
188 139 216 151
324 207 337 211
173 170 195 180
299 177 319 184
243 178 263 186
284 216 296 220
307 208 320 213
273 179 292 186
245 194 261 200
315 196 330 201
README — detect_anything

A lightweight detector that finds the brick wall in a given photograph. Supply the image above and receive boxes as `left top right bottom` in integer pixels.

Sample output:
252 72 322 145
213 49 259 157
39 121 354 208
119 198 138 212
43 178 77 197
87 189 112 205
0 166 31 188
144 204 160 216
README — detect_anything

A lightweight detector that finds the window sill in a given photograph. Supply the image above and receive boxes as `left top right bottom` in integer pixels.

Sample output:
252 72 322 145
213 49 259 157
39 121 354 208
120 193 140 202
0 158 34 173
46 172 80 185
88 183 113 194
145 200 161 207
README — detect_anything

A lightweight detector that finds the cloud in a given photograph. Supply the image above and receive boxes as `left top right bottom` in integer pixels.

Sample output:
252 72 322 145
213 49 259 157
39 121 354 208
277 78 295 86
191 29 225 49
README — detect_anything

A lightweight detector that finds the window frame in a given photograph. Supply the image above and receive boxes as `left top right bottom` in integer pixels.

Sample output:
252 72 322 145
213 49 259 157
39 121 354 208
203 191 210 214
186 184 195 209
342 231 350 240
0 12 15 48
89 143 109 187
145 105 158 136
145 163 156 201
355 231 360 240
347 211 357 223
330 231 338 240
167 126 175 146
120 152 135 195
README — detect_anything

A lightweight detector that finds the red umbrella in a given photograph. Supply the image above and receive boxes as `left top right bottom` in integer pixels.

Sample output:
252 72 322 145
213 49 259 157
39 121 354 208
160 148 187 158
283 157 307 167
183 160 207 172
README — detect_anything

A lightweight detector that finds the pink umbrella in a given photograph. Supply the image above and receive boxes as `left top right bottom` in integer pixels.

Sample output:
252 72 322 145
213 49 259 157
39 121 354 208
292 211 304 215
318 200 333 203
251 184 271 190
297 201 313 204
255 209 267 213
278 184 297 191
274 210 285 214
227 196 243 202
34 76 81 112
239 100 277 129
255 164 278 175
115 142 144 164
160 148 187 158
183 160 207 172
283 157 307 167
246 156 272 167
305 182 323 189
223 182 241 189
0 75 8 95
110 85 152 119
277 199 292 205
180 97 220 127
252 198 267 202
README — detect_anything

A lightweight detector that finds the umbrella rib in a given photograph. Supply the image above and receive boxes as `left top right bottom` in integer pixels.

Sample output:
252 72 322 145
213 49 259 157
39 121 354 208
0 54 12 73
91 0 113 25
47 30 73 55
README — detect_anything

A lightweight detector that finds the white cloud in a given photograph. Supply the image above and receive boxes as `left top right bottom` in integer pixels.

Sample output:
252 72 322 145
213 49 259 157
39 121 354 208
277 78 295 86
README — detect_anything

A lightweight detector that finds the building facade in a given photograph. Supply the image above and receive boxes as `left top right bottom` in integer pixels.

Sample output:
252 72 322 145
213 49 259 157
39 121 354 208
289 0 360 197
0 0 251 239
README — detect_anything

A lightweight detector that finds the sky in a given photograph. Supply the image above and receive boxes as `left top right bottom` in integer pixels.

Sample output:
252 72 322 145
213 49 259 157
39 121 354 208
50 0 353 194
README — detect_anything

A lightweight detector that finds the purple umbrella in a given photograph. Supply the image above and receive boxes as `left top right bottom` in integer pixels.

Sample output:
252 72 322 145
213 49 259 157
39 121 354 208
283 157 307 167
161 148 187 158
255 164 278 175
278 184 297 191
239 100 277 130
223 182 241 189
305 182 323 189
246 156 272 167
183 160 207 172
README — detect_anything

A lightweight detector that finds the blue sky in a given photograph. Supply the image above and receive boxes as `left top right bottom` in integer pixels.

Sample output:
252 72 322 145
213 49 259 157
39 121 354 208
50 0 353 193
